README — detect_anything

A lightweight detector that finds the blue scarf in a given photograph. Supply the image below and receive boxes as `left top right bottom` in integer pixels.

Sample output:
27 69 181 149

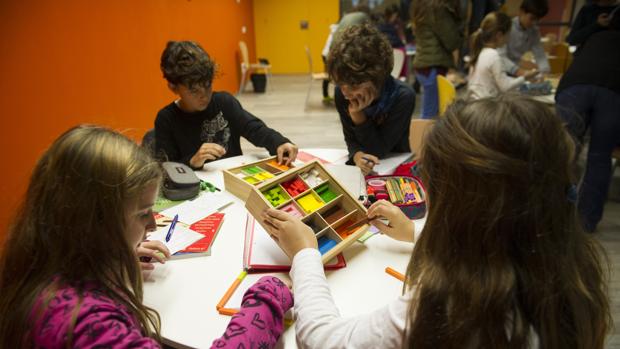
363 76 400 122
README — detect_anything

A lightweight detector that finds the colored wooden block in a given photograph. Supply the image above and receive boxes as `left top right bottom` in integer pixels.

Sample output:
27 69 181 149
255 172 274 181
223 156 296 201
299 168 325 187
296 193 324 213
242 166 264 175
263 187 289 207
280 202 303 218
281 177 308 197
323 206 346 224
243 176 259 184
266 160 291 171
335 219 359 239
318 236 338 255
315 184 337 203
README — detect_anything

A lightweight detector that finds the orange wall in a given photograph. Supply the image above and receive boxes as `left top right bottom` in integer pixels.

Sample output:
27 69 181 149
0 0 256 242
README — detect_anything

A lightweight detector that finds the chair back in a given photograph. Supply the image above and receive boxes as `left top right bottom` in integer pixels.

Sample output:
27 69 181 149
409 119 435 159
305 45 314 74
437 75 456 115
391 49 405 78
239 41 250 68
141 128 156 157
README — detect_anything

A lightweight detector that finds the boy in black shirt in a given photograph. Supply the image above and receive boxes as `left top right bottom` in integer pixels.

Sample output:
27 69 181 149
327 24 415 175
155 41 297 169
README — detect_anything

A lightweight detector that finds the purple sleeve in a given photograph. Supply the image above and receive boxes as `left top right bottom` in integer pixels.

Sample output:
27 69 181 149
211 276 293 349
32 287 161 348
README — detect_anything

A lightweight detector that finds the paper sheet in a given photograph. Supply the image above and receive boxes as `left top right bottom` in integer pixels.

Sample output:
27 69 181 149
325 164 365 198
147 225 204 255
246 218 291 267
372 153 413 175
160 192 234 225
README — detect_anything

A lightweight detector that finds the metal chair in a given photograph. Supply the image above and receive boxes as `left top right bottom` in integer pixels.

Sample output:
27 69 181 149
304 46 329 111
238 40 272 95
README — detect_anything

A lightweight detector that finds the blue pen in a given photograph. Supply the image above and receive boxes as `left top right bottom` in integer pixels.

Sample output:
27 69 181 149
362 156 376 165
165 214 179 242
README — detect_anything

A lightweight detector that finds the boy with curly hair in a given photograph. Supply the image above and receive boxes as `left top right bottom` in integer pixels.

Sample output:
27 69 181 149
327 24 415 174
155 41 297 169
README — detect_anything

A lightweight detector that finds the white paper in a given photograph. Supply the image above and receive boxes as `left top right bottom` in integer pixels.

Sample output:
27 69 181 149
372 153 413 175
160 192 234 225
146 225 204 255
325 164 365 198
247 217 291 267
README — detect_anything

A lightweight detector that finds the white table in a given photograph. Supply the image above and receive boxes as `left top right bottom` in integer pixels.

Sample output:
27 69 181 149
143 151 424 348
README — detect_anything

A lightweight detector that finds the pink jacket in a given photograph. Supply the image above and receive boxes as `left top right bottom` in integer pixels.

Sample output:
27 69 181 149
31 276 293 348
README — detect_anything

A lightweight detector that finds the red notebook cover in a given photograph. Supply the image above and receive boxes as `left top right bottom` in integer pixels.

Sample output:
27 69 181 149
177 212 225 254
243 214 346 273
295 151 331 165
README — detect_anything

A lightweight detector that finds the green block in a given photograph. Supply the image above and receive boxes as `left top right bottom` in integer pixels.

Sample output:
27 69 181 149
316 184 337 203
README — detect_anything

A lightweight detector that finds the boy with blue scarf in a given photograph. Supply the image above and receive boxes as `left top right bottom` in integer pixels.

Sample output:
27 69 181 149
328 24 415 175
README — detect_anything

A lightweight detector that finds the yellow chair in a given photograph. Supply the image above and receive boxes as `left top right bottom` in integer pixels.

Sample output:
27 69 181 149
437 75 456 116
548 42 572 75
238 40 272 95
304 46 329 111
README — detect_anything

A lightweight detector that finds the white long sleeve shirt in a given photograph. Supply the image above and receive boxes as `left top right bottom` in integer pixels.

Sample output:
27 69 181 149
289 247 540 348
468 47 525 100
290 248 411 349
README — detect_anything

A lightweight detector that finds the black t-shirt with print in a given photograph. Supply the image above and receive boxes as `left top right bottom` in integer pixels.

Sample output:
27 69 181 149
154 92 290 169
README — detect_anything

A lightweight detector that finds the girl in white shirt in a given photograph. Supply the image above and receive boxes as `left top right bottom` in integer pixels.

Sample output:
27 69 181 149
261 95 611 349
468 12 538 99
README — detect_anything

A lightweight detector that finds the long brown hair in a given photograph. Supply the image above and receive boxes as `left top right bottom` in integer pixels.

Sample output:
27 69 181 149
469 11 512 68
0 125 163 347
405 95 611 348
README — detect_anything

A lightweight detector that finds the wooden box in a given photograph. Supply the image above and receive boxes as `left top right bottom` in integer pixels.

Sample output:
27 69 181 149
245 160 370 264
223 156 295 201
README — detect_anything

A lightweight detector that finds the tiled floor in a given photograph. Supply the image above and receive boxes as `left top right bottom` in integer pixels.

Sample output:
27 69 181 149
237 74 620 347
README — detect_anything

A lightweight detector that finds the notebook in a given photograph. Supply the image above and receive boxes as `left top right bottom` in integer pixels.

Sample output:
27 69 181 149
160 191 234 225
146 224 204 255
243 214 346 272
372 153 413 175
172 213 225 259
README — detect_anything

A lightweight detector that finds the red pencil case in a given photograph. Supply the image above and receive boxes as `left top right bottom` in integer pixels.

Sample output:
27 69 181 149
365 174 427 219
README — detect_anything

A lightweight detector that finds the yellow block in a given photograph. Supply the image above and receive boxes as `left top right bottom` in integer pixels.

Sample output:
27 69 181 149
296 193 324 213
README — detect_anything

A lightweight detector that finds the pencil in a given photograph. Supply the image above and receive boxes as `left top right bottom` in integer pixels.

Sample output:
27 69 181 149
385 267 405 282
216 270 247 309
218 307 239 316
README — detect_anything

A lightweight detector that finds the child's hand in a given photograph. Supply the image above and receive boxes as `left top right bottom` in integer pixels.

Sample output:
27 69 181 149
524 69 540 82
190 143 226 168
261 209 317 259
353 151 379 175
347 90 374 114
137 240 171 271
367 200 415 242
276 142 298 166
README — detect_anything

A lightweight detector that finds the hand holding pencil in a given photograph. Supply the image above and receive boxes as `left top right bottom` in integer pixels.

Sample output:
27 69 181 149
367 200 416 243
353 151 379 175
